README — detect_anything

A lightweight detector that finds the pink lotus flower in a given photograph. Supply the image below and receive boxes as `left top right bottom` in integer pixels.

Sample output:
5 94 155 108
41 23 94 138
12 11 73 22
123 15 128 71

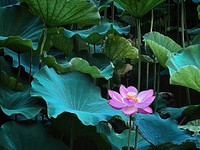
108 85 155 116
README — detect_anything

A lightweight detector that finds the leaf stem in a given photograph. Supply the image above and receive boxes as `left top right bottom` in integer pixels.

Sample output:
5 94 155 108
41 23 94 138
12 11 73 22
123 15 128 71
127 116 132 150
70 119 74 150
134 126 139 150
111 1 115 22
15 53 21 89
39 29 47 69
29 49 33 84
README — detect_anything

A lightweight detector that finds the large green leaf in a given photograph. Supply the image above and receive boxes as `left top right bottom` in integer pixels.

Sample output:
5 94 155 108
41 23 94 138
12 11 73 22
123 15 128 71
31 66 127 126
97 122 150 150
64 19 130 44
51 113 111 150
115 0 166 18
104 34 138 61
42 55 114 80
166 44 200 92
0 121 68 150
18 0 100 27
0 87 42 119
0 5 44 52
143 32 182 67
134 113 196 146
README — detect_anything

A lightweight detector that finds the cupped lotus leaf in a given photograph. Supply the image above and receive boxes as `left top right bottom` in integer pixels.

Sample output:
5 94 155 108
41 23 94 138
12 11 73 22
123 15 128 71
97 122 150 150
115 0 166 18
134 113 196 146
0 121 68 150
63 19 130 44
0 5 45 52
143 32 182 67
0 87 42 119
0 0 18 7
0 71 24 91
31 66 127 125
166 45 200 92
179 119 200 135
18 0 100 27
42 54 114 80
104 34 138 61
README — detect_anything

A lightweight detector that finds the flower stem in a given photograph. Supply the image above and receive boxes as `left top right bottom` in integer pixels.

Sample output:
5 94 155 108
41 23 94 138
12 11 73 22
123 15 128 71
111 1 115 22
127 116 132 150
134 126 139 150
181 0 191 105
136 19 141 92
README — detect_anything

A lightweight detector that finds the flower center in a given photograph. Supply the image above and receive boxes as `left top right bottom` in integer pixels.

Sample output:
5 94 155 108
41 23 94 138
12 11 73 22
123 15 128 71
127 92 136 100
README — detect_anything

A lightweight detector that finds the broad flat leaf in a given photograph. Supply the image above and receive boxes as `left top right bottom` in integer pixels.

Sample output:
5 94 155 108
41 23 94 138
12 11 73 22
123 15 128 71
0 5 44 52
31 66 127 125
115 0 165 18
0 121 68 150
143 32 182 67
97 122 150 150
166 45 200 92
0 0 18 7
0 71 23 91
134 113 196 146
64 19 130 44
179 119 200 135
42 55 114 80
0 87 42 119
104 34 138 61
18 0 100 27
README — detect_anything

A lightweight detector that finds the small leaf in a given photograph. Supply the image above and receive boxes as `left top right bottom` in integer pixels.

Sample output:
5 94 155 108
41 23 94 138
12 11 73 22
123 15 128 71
0 0 18 7
104 34 138 61
0 71 23 91
18 0 100 26
143 32 182 67
179 119 200 135
31 66 127 126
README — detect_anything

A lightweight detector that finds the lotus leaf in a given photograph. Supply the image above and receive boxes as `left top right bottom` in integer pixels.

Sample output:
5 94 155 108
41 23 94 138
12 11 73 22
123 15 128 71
31 66 127 125
166 45 200 92
18 0 100 27
0 5 44 52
